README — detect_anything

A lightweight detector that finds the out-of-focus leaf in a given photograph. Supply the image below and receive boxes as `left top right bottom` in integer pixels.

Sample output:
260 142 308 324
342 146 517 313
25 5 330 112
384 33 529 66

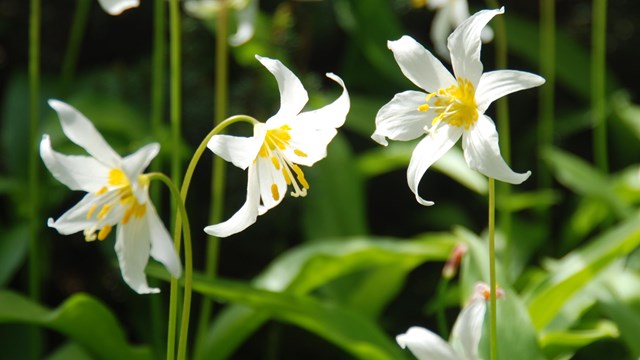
0 291 151 360
357 142 487 194
560 197 610 253
0 225 29 287
540 320 619 360
542 147 632 219
193 235 455 360
496 189 562 212
344 94 385 138
455 227 545 360
302 134 368 239
149 267 409 360
46 343 94 360
612 91 640 141
527 212 640 330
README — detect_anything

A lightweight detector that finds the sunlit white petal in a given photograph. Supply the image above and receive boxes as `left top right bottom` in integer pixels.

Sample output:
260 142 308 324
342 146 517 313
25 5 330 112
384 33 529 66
47 193 103 235
256 55 309 120
476 70 546 113
229 0 258 46
430 5 452 58
147 204 182 278
407 125 464 206
208 133 264 170
450 299 485 360
294 73 350 129
256 156 287 214
115 219 158 294
372 90 433 146
396 327 459 360
388 36 456 93
462 115 530 184
97 0 139 15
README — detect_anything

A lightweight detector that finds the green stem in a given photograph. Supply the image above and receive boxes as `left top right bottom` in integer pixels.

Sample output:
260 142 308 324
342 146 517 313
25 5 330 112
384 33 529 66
592 0 608 172
197 0 230 345
166 0 182 358
435 277 450 338
60 0 91 96
148 173 192 360
29 0 42 357
488 178 497 360
538 0 555 188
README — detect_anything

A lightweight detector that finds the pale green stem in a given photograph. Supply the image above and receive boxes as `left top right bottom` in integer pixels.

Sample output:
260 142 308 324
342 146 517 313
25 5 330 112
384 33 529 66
167 115 257 359
148 173 192 360
166 0 182 358
435 277 450 338
29 0 42 357
488 178 497 360
197 0 230 345
592 0 608 172
60 0 91 96
538 0 556 189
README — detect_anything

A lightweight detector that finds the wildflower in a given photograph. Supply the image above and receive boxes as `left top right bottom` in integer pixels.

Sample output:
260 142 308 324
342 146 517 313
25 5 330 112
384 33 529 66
98 0 139 15
397 283 503 360
205 55 349 237
185 0 258 46
41 100 181 294
372 8 544 205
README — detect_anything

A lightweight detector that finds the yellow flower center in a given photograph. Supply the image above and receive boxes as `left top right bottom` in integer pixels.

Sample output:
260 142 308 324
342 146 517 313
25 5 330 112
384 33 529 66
418 78 478 130
257 124 309 201
84 169 147 241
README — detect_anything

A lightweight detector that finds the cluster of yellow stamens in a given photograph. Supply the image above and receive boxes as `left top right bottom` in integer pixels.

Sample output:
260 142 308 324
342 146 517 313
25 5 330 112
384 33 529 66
83 169 147 241
418 78 478 130
258 124 310 201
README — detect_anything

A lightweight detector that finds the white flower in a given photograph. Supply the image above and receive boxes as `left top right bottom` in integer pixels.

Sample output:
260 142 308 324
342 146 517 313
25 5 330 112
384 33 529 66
97 0 139 15
397 283 502 360
41 100 181 294
372 8 544 206
204 55 350 237
185 0 258 46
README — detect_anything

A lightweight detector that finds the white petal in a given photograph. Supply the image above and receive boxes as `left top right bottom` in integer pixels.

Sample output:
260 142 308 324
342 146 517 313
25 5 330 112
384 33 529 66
40 134 111 193
450 299 486 360
450 0 471 25
122 143 160 203
430 4 452 59
407 125 463 206
388 36 456 93
475 70 545 113
294 73 350 129
204 165 261 237
255 55 309 120
284 127 336 166
229 0 257 46
208 131 264 170
396 327 459 360
48 100 121 168
372 90 432 146
462 115 531 184
448 7 504 84
147 204 182 278
115 216 158 294
256 156 287 214
97 0 139 15
47 193 102 235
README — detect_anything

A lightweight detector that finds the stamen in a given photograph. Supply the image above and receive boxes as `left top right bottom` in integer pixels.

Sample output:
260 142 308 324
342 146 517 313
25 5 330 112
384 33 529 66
271 183 280 201
294 149 307 157
417 78 478 129
97 204 112 220
86 204 98 220
98 225 112 241
96 186 108 195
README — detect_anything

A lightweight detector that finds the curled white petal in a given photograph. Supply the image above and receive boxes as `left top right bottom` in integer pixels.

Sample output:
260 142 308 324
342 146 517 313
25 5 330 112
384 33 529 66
256 55 309 121
450 299 486 360
476 70 545 114
462 115 531 184
122 143 160 203
387 36 456 93
229 0 258 46
147 204 182 278
396 327 459 360
204 165 260 237
208 133 264 170
115 217 158 294
372 90 432 146
48 100 121 168
294 73 350 129
407 125 464 206
47 193 103 235
97 0 139 15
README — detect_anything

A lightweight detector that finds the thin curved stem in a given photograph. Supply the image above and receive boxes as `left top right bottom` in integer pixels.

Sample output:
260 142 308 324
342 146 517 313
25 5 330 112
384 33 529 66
488 178 497 360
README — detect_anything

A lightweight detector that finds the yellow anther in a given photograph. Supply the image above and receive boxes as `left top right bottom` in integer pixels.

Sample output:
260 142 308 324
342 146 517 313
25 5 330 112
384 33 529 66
291 164 309 189
271 156 281 170
419 79 478 130
418 104 430 112
96 187 108 195
271 183 280 201
98 225 112 241
294 149 307 157
108 169 129 187
97 204 112 220
86 204 98 220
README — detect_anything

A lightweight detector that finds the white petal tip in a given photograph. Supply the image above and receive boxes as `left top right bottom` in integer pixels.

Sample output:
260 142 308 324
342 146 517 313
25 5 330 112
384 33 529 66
371 133 389 146
137 287 161 295
47 218 55 228
204 225 231 238
395 334 408 349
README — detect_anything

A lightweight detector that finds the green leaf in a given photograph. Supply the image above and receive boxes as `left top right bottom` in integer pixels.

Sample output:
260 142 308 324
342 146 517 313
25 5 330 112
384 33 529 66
0 291 151 360
0 224 29 286
541 147 632 219
192 235 455 359
148 267 409 360
46 343 94 360
540 321 619 360
527 212 640 330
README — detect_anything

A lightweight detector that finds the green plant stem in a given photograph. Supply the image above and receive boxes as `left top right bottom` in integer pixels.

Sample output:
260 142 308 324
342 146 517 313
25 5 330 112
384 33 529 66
592 0 608 172
488 178 497 360
148 173 192 360
435 277 450 338
166 115 257 360
197 0 230 345
28 0 41 357
538 0 555 189
60 0 91 96
166 0 182 358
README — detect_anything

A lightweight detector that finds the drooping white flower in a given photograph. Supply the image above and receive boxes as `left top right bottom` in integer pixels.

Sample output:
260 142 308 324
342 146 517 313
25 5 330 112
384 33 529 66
41 100 181 294
397 283 503 360
372 8 544 206
185 0 258 46
97 0 139 15
204 55 350 237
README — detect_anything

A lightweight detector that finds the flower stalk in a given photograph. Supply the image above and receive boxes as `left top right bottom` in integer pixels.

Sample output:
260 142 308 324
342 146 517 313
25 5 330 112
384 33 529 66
488 177 497 360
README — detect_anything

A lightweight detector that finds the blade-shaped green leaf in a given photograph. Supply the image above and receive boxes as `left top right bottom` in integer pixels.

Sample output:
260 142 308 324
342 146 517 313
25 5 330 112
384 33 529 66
0 291 151 360
540 320 619 360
